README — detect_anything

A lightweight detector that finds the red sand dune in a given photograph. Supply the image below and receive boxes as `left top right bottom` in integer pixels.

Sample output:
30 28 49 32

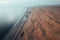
16 7 60 40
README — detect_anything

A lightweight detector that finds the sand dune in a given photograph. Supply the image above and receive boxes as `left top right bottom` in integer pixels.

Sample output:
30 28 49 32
16 7 60 40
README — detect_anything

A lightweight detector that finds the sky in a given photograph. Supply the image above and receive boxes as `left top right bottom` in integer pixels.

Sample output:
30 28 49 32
0 0 60 24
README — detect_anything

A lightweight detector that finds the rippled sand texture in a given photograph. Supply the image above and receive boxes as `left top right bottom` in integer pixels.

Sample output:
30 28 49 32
16 7 60 40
